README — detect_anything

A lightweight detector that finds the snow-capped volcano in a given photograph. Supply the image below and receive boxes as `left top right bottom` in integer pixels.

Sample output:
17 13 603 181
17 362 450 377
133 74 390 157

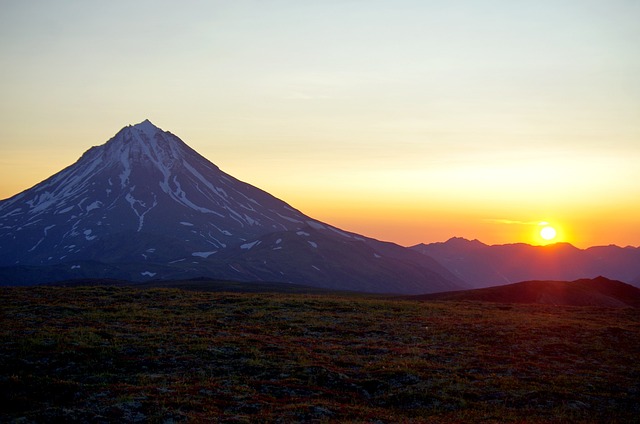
0 120 463 293
0 120 310 264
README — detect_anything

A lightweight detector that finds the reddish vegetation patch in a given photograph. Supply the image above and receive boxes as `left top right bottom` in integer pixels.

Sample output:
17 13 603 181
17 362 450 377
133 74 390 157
1 286 639 422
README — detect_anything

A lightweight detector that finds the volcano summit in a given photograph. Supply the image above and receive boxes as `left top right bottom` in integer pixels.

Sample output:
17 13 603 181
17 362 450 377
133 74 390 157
0 120 462 293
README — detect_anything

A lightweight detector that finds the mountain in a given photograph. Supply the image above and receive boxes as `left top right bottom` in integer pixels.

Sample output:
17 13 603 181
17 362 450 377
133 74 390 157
0 120 463 294
413 276 640 308
411 237 640 289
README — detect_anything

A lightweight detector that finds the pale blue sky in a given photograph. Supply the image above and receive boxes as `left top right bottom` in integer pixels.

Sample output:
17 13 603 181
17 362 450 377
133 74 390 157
1 0 638 246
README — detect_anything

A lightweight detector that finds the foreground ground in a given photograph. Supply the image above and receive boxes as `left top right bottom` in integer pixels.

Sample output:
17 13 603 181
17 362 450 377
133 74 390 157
1 286 639 423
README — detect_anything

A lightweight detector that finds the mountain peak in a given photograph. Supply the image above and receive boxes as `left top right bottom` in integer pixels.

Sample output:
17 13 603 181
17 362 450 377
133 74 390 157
131 119 160 133
445 237 486 248
120 119 164 141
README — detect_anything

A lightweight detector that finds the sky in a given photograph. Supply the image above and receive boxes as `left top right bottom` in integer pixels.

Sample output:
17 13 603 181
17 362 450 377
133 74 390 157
1 0 638 248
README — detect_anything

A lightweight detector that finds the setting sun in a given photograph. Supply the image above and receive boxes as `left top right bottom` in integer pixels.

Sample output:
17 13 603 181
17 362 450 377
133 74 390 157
532 221 564 245
540 226 557 241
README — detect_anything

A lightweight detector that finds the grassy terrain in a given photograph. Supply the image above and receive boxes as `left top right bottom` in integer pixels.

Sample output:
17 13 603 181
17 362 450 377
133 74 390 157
1 286 639 423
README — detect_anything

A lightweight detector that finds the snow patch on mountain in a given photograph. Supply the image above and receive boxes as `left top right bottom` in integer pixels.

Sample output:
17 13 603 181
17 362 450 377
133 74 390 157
28 238 45 252
276 213 303 223
86 201 102 211
0 208 22 219
192 251 217 258
125 193 158 231
306 221 325 230
241 240 260 250
57 206 74 214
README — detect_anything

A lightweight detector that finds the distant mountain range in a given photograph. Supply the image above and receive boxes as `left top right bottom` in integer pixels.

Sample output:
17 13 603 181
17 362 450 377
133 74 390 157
411 237 640 289
0 120 463 294
413 276 640 308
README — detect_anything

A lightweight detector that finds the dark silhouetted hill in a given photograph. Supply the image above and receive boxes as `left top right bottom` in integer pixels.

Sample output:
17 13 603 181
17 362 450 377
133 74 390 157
413 276 640 307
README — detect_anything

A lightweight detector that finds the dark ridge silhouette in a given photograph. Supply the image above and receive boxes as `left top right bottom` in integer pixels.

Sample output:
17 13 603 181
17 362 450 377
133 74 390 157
411 276 640 307
411 237 640 288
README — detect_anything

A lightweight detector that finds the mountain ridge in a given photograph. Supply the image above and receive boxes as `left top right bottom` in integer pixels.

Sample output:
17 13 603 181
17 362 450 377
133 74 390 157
412 237 640 289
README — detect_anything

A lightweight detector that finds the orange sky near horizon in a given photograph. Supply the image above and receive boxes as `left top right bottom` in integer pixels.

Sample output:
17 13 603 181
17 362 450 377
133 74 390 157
1 139 638 249
1 1 638 249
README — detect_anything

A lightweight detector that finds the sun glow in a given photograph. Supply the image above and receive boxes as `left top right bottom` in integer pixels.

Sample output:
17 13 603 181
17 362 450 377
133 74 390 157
540 226 557 241
529 220 579 246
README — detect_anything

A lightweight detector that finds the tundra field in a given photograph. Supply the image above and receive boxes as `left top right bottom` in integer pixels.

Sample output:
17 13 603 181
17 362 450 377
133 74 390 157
1 285 639 423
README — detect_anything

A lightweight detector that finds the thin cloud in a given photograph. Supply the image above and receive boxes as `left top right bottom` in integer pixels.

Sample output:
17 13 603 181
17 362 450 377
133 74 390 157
484 219 546 226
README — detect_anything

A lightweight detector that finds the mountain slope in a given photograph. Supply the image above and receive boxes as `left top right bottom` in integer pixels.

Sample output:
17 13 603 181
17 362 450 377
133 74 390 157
0 120 463 293
412 237 640 289
413 276 640 307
